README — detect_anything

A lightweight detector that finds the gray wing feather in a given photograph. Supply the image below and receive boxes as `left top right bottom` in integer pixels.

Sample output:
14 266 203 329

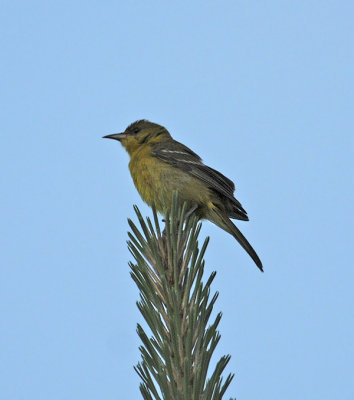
152 140 247 218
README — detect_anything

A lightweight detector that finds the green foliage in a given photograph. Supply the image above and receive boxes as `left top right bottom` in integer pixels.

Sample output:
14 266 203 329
128 193 235 400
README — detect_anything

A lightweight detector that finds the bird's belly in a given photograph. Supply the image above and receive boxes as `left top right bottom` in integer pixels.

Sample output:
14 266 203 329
129 158 208 213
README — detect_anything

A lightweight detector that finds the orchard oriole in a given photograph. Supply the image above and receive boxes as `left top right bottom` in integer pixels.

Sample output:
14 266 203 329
103 120 263 271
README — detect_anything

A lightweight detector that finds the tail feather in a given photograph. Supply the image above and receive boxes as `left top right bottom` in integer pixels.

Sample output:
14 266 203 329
210 213 263 272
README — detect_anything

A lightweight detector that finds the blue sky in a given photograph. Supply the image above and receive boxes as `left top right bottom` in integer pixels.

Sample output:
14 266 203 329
1 1 353 399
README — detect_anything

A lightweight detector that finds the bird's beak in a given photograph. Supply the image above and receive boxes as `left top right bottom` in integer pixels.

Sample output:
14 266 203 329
102 132 127 141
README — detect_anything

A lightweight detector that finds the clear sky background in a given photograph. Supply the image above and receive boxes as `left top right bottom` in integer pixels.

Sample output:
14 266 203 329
1 1 353 399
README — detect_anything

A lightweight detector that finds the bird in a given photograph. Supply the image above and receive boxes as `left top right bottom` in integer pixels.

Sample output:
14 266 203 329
103 120 263 271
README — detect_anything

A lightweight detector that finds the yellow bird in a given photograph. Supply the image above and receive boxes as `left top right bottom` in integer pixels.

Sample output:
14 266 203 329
103 120 263 271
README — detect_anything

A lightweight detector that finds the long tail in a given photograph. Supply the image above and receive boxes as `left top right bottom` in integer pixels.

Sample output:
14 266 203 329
210 212 263 272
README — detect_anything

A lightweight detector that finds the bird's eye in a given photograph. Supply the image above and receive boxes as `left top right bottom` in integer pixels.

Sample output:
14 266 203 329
133 128 141 134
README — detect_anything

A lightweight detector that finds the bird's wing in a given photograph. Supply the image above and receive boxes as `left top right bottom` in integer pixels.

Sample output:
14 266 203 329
152 140 247 216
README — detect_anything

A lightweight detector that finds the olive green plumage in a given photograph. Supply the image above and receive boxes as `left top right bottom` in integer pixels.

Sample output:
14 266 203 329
103 120 263 271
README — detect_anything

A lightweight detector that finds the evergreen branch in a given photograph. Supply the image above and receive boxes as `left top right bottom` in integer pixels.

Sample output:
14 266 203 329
128 192 235 399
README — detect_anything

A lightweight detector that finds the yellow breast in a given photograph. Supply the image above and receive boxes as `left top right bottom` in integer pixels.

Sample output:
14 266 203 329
128 145 168 212
128 144 211 214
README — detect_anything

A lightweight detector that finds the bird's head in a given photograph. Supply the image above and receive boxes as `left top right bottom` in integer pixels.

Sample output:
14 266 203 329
103 120 171 155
